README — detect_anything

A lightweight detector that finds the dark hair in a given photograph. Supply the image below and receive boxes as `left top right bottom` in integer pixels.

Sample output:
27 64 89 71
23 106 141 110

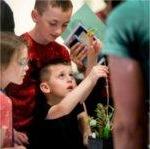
0 0 15 32
34 0 73 15
40 59 71 82
0 32 27 69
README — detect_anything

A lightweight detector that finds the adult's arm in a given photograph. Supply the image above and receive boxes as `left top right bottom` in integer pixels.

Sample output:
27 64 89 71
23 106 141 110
108 56 147 149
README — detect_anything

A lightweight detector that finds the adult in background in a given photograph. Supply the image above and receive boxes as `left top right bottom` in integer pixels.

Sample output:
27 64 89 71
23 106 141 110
102 1 149 149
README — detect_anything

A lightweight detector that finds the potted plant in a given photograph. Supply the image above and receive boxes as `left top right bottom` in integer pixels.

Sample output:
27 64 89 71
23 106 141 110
88 103 114 149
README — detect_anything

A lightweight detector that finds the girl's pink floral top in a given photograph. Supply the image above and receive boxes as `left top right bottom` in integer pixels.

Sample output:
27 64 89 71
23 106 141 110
0 91 13 147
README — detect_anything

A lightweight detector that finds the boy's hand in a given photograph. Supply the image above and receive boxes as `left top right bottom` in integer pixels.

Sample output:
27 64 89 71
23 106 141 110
83 132 91 146
87 37 102 68
88 64 109 83
70 36 103 74
70 42 87 71
87 35 102 57
14 129 29 146
14 145 27 149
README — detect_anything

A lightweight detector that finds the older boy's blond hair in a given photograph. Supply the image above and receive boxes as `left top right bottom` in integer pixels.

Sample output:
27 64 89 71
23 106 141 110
34 0 73 15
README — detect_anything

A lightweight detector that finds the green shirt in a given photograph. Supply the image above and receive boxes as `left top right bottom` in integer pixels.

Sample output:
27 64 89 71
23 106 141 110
102 0 149 98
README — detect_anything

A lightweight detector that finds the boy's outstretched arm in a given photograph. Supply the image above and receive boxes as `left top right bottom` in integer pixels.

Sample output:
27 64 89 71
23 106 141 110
46 65 108 119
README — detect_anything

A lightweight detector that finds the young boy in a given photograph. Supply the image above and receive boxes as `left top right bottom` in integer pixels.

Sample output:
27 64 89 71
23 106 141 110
29 59 108 149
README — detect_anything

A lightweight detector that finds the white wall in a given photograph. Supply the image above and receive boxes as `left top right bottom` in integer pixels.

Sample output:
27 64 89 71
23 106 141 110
5 0 35 35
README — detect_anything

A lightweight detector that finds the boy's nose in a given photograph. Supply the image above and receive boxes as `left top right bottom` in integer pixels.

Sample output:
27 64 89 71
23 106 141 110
55 27 63 36
66 76 73 82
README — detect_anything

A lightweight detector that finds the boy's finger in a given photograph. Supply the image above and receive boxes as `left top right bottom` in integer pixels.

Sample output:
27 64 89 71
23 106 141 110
71 44 85 57
76 49 87 61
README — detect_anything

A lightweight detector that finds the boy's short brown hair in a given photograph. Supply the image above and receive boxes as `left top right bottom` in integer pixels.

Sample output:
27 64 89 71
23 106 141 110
40 59 71 82
34 0 73 15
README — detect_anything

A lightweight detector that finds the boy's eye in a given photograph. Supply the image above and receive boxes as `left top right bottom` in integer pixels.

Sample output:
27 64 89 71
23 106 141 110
63 24 68 28
58 73 65 78
49 22 57 26
69 73 74 77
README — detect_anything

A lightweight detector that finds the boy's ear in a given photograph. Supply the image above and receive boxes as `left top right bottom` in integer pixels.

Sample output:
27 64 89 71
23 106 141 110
31 10 40 23
40 82 51 94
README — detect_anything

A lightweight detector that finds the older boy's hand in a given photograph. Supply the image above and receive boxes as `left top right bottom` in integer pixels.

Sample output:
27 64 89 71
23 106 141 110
70 42 87 72
87 37 102 69
83 132 91 146
88 39 102 58
14 129 29 146
14 145 27 149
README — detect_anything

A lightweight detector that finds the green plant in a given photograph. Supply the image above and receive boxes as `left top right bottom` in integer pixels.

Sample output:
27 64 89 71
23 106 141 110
89 103 114 140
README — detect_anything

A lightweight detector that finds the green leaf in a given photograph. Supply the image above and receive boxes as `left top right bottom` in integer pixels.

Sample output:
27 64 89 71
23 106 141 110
102 123 111 139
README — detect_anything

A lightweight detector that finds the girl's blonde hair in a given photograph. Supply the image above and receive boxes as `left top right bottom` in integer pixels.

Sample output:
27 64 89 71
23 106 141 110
0 32 27 69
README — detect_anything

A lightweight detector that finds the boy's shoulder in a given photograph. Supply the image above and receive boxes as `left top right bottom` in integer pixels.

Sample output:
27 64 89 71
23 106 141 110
49 40 68 50
20 32 70 61
20 32 67 50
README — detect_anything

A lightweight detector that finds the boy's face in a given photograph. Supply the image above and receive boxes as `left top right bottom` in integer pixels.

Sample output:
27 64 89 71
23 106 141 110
33 6 72 44
43 64 77 99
